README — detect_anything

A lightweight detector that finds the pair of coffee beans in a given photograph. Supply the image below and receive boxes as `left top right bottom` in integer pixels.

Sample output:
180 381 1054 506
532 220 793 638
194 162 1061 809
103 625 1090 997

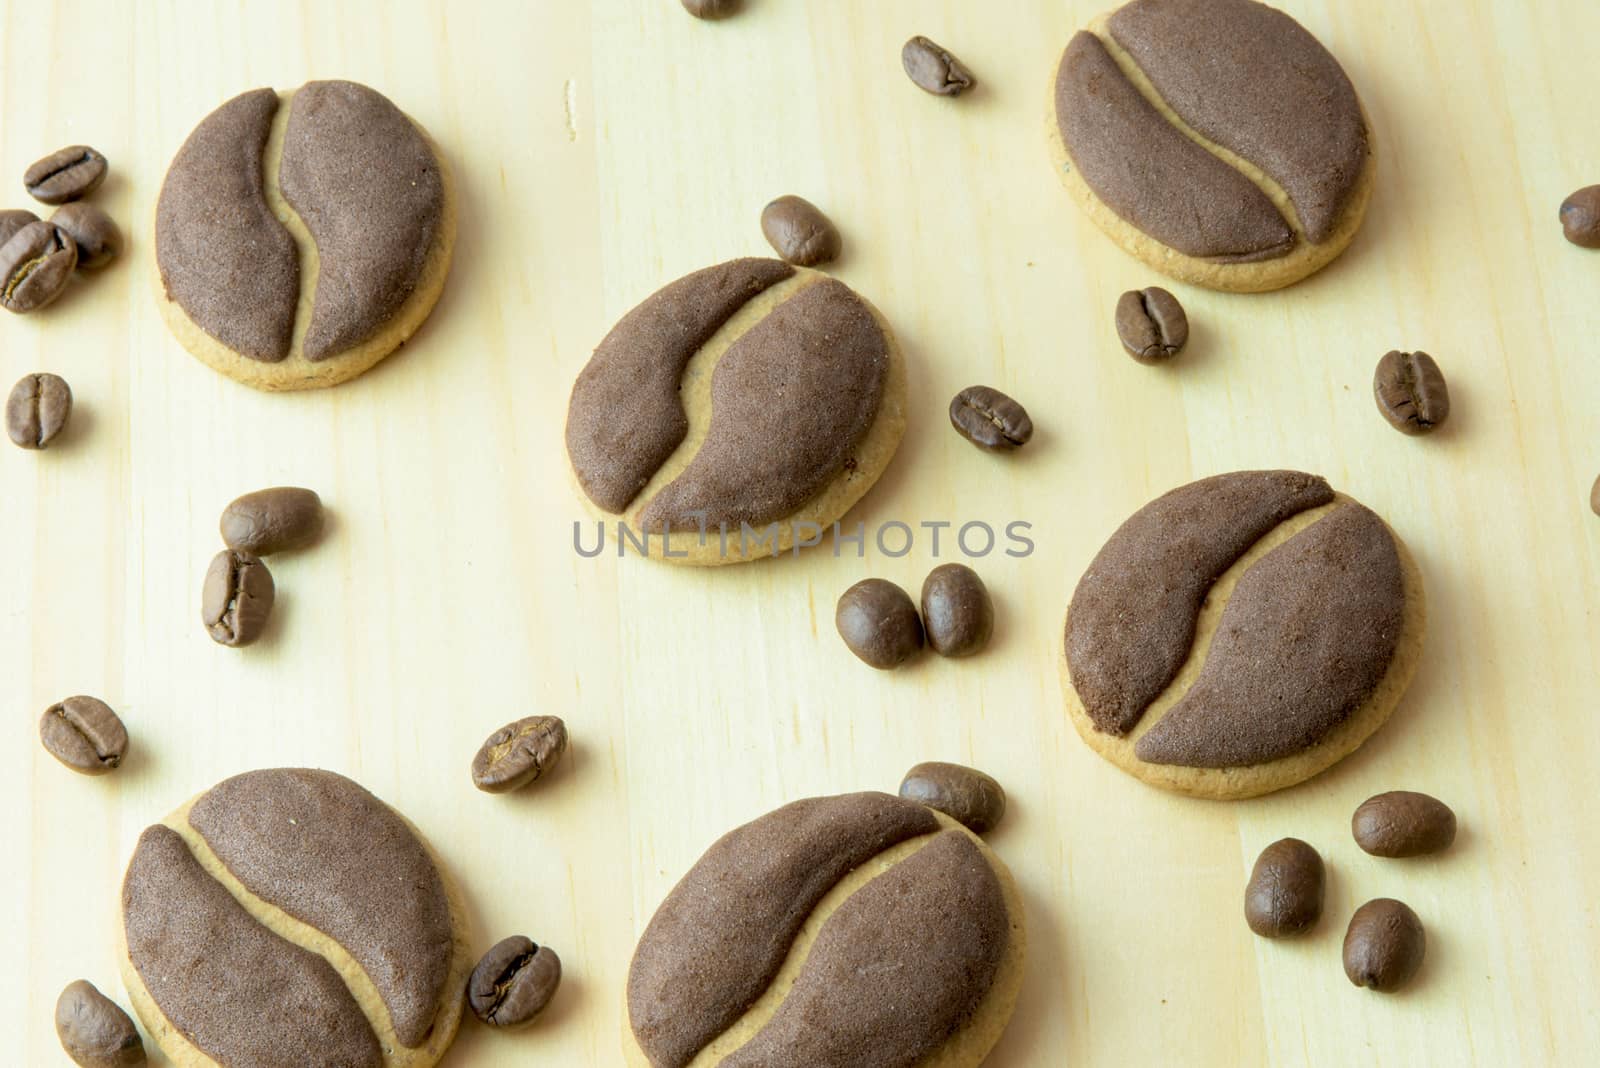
201 487 324 647
835 563 993 669
6 372 72 449
898 761 1006 835
468 936 562 1029
902 36 975 97
1243 790 1454 994
2 145 120 314
471 715 569 794
760 195 841 267
949 385 1033 452
39 696 129 777
55 979 144 1067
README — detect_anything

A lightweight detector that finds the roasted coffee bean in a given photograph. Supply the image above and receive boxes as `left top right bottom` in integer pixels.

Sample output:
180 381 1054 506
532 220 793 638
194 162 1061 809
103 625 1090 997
220 487 325 555
39 696 128 776
836 578 924 669
0 207 38 246
7 372 73 449
1352 791 1456 858
468 937 562 1028
1591 473 1600 517
55 980 145 1067
471 715 568 794
760 195 842 267
920 563 993 657
1373 350 1449 435
201 549 275 647
1243 838 1324 938
0 219 77 312
902 36 975 96
899 761 1006 834
1343 898 1425 992
1560 185 1600 248
681 0 739 18
1115 287 1188 364
24 145 107 204
50 202 122 270
949 385 1033 452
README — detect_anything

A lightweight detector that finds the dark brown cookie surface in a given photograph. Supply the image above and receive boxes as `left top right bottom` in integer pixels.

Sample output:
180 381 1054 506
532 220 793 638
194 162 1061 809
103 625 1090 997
187 768 456 1048
155 88 299 361
1065 470 1334 735
278 80 446 360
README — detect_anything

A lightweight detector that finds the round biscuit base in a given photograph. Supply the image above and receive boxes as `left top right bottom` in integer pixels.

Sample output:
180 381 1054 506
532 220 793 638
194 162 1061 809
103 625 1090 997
116 793 474 1068
569 268 907 567
1059 518 1426 800
153 110 458 392
620 814 1027 1067
1044 23 1376 294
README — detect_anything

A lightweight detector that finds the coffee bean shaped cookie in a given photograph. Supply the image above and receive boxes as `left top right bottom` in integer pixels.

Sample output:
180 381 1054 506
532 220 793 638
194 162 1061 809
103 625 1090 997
624 792 1026 1067
154 82 457 391
565 258 907 565
1049 0 1373 292
1060 471 1426 799
118 769 472 1067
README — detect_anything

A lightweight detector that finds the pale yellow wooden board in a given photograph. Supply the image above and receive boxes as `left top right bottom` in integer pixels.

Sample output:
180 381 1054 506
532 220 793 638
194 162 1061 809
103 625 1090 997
3 0 1598 1064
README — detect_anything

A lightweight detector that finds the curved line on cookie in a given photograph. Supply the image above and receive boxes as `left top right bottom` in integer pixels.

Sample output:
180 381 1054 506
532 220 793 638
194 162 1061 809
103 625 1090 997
1061 497 1426 799
1084 13 1307 240
263 89 321 358
136 798 470 1068
623 815 1026 1068
594 272 908 566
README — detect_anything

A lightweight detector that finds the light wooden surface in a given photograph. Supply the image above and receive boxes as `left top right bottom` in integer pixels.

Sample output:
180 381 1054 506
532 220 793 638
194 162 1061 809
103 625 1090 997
3 1 1599 1064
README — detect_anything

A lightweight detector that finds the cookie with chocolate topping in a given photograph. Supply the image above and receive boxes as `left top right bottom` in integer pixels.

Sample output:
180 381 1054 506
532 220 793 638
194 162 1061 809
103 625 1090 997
623 791 1025 1067
117 768 473 1067
1060 471 1426 799
154 81 457 390
565 258 907 564
1049 0 1374 292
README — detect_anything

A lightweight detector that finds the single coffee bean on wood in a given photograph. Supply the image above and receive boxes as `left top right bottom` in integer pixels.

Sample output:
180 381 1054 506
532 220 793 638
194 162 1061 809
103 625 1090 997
1343 898 1425 992
949 385 1033 451
681 0 739 18
1373 350 1449 435
760 195 842 267
1115 287 1188 363
39 696 128 776
1352 791 1456 857
6 372 73 449
24 145 107 204
220 487 324 555
1591 473 1600 517
1560 185 1600 248
899 761 1006 834
468 937 562 1028
471 715 569 794
902 35 975 96
920 563 993 657
201 549 275 647
0 207 39 246
50 202 122 270
836 578 924 669
0 219 77 312
1243 838 1324 938
55 979 145 1067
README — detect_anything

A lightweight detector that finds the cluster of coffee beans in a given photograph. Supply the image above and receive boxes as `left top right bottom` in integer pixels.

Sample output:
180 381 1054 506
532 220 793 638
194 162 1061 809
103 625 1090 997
836 563 994 669
1244 789 1457 994
1 145 119 315
201 487 324 648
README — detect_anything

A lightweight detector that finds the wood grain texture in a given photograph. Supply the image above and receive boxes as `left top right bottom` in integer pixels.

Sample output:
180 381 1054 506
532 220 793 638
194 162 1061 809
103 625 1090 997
2 1 1598 1064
